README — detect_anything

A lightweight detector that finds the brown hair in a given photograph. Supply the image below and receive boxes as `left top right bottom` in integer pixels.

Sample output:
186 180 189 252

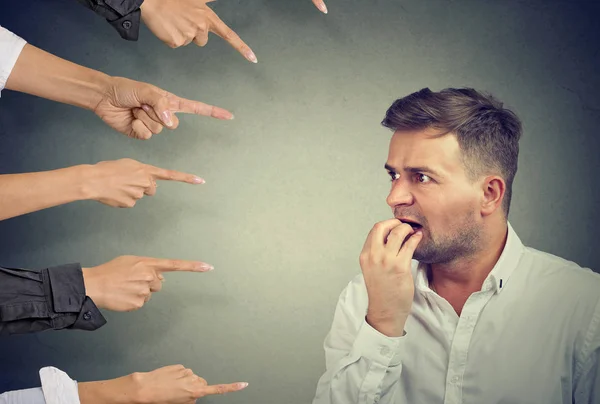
381 88 522 217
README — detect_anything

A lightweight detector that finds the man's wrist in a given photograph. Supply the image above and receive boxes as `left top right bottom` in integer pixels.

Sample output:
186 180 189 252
366 313 407 337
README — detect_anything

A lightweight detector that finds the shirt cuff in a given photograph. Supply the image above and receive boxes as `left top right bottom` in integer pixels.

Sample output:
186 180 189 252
45 264 86 313
105 0 144 16
70 297 107 331
0 26 27 97
45 263 107 331
108 10 141 41
40 367 80 404
352 319 406 367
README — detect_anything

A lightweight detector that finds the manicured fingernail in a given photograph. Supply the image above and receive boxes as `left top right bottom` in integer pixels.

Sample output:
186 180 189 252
238 382 249 389
319 2 328 13
141 104 150 112
246 50 258 64
192 176 205 184
162 111 173 127
195 262 214 271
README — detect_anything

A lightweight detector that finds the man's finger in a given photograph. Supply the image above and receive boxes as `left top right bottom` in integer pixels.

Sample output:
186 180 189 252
148 165 205 184
312 0 328 14
167 95 233 120
385 223 415 256
207 9 257 63
398 230 423 259
148 258 214 273
364 219 404 252
197 382 249 397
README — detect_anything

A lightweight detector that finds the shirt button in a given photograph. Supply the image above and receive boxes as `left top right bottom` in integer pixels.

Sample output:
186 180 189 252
122 20 132 30
83 311 92 321
374 393 380 403
380 346 391 357
451 376 460 383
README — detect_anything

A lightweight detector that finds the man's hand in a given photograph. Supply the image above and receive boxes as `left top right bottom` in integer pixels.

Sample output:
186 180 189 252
359 219 423 337
94 76 234 140
311 0 328 14
80 158 203 208
82 256 214 312
78 364 248 404
140 0 257 63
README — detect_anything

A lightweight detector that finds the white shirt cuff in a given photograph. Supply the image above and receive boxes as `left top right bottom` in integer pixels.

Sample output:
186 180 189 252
0 26 27 96
352 319 406 367
39 367 81 404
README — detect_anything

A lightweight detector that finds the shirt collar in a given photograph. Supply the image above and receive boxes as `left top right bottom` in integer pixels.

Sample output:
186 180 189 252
415 221 524 295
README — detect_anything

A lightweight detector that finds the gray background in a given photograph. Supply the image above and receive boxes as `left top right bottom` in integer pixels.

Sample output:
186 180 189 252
1 0 599 403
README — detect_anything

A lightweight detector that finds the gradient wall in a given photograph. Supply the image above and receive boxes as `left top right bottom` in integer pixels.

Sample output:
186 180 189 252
1 0 599 403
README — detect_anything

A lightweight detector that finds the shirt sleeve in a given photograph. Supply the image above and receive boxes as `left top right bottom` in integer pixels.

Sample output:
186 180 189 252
0 263 106 335
0 26 27 98
73 0 144 41
312 276 407 404
0 367 80 404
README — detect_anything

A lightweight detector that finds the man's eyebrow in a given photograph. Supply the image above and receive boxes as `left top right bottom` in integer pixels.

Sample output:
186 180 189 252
384 163 442 177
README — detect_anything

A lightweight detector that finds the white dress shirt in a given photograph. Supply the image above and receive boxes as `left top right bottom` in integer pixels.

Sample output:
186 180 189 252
313 223 600 404
0 25 26 97
0 367 80 404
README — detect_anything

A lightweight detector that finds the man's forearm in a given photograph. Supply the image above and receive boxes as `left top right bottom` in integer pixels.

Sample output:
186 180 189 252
0 165 91 221
5 44 111 111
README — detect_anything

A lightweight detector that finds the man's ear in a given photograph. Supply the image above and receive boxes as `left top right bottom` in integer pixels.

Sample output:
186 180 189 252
480 175 505 217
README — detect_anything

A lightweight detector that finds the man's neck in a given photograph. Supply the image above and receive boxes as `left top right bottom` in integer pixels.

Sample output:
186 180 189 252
429 222 509 315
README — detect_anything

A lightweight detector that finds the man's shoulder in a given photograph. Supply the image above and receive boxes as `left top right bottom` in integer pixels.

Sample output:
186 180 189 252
519 245 600 300
522 245 598 279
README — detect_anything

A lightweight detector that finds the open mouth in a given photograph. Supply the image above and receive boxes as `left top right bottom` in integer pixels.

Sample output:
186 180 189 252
399 219 422 230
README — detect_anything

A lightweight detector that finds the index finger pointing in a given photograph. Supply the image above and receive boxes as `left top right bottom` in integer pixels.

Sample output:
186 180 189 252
197 382 249 397
207 9 257 63
168 96 233 120
149 166 205 185
149 258 214 273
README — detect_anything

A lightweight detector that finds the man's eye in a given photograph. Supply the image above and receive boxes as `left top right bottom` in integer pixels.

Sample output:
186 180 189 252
388 171 400 182
416 173 431 183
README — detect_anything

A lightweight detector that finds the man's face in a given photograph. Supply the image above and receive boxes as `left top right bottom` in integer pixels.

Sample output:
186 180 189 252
385 128 483 264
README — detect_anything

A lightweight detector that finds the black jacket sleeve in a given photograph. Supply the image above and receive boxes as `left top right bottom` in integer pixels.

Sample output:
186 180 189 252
0 263 106 335
74 0 145 41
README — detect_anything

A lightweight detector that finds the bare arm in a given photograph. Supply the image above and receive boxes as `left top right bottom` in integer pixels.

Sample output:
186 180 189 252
0 166 88 221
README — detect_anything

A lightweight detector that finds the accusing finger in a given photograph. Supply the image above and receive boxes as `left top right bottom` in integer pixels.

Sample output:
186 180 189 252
207 9 257 63
167 94 233 120
148 165 205 184
198 382 249 397
312 0 328 14
148 258 214 273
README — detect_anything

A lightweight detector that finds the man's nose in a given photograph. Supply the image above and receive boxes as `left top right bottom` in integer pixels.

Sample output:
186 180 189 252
386 180 414 208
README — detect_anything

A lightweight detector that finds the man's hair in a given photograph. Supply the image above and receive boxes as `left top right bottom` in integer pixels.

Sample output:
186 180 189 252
381 87 522 217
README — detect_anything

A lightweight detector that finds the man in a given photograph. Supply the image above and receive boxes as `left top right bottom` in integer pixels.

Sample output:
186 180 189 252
312 88 600 404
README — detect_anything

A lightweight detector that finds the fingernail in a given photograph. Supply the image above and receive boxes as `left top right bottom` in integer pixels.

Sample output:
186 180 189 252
238 382 249 389
141 104 150 112
158 274 165 281
162 111 173 127
196 263 214 271
246 50 258 64
192 176 205 184
228 113 235 120
319 3 328 13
